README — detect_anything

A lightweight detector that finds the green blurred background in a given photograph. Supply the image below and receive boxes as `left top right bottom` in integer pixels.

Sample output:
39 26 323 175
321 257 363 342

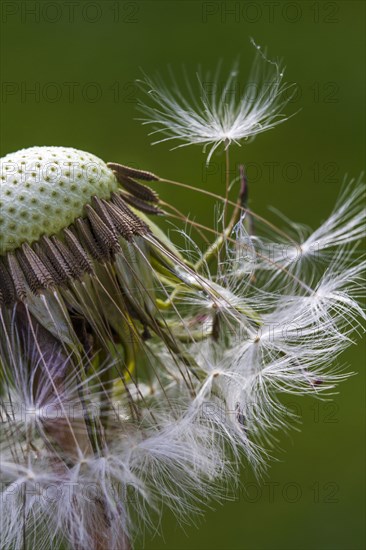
1 1 365 549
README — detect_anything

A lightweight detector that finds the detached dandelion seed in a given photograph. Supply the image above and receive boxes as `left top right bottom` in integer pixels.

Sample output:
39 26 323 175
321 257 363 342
0 46 365 550
138 40 295 163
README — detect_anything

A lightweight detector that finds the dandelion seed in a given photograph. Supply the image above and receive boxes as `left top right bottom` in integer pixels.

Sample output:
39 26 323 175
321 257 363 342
138 41 295 162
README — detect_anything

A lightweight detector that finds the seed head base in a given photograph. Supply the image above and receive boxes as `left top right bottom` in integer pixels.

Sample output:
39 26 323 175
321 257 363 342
0 162 161 307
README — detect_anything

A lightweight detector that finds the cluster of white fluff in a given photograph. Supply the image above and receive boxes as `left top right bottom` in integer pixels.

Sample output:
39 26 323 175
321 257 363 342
2 174 364 549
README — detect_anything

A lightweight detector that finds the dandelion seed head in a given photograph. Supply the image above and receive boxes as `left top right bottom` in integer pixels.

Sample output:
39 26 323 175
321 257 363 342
0 70 364 549
0 146 120 253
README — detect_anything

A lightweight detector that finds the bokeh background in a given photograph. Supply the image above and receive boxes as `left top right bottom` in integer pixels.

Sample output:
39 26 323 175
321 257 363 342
1 1 365 549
